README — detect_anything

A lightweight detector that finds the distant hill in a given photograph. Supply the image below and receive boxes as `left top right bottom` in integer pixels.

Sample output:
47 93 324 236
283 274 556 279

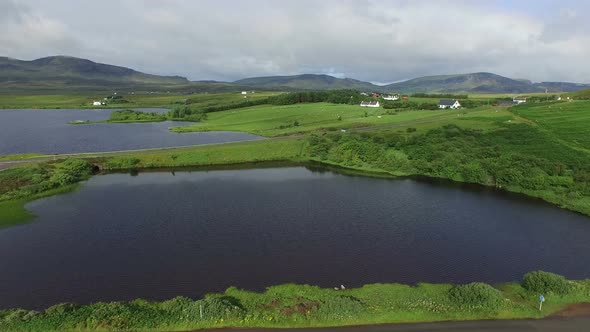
233 74 381 92
568 88 590 99
384 73 534 94
533 82 590 93
0 56 190 88
234 73 590 94
2 56 589 94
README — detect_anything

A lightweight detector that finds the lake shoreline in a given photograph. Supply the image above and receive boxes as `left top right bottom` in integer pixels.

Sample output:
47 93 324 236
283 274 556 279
2 139 590 228
1 272 589 331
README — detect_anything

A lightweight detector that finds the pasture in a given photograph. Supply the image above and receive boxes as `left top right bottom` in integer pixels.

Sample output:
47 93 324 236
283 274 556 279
511 101 590 150
171 102 485 137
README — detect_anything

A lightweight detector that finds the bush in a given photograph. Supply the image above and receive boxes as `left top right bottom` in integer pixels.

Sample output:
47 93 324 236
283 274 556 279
522 271 573 295
49 159 93 186
199 297 244 320
313 296 365 320
448 283 503 310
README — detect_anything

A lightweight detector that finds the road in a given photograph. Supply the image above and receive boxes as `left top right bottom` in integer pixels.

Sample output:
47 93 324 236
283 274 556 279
197 317 590 332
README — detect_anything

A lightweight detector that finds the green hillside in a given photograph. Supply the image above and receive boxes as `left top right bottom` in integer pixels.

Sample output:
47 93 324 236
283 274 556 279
385 72 541 94
568 88 590 99
0 56 188 84
234 74 382 92
0 56 250 94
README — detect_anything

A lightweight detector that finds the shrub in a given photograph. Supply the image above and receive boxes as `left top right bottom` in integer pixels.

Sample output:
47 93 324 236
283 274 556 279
448 282 503 310
522 271 573 295
199 296 245 320
49 159 93 186
313 296 365 320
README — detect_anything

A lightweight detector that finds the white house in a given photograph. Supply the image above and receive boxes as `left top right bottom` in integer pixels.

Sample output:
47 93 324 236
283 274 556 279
438 99 461 109
360 101 380 108
92 101 102 106
513 97 527 104
241 91 248 95
382 95 399 101
360 92 369 96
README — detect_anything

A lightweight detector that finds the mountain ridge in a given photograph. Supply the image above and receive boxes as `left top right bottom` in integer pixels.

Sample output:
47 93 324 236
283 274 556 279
1 56 589 94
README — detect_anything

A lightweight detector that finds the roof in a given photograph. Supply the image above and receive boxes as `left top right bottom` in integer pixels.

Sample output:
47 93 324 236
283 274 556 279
439 99 458 106
360 101 379 105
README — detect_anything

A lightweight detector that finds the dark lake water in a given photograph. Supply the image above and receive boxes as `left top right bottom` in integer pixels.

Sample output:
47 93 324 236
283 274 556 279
1 166 590 310
0 109 262 155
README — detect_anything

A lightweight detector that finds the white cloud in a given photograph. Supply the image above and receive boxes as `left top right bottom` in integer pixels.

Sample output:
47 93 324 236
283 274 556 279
1 0 590 83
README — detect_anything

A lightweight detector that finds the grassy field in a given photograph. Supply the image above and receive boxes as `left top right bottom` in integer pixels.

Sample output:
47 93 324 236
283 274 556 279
0 271 588 331
171 102 489 137
0 92 279 109
511 101 590 150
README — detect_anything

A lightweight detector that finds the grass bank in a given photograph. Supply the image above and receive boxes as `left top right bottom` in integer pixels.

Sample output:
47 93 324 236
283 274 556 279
0 271 588 331
0 160 94 227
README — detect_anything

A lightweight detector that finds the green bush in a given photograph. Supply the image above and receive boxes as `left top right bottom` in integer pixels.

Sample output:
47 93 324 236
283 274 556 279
313 296 365 320
199 296 245 320
49 159 93 186
448 283 503 310
522 271 573 295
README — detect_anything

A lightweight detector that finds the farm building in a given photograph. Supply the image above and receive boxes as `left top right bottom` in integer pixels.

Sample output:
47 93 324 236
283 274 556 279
438 99 461 109
241 91 248 95
383 95 399 101
92 101 103 106
497 101 514 107
360 101 380 108
513 97 527 104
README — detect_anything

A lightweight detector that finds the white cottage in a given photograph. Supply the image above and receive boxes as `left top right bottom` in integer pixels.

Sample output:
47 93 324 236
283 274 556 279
360 101 380 108
382 95 400 101
438 99 461 109
92 101 102 106
513 97 527 104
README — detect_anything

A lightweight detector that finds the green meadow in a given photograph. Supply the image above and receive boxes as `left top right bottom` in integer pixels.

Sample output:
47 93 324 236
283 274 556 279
171 102 483 137
511 101 590 150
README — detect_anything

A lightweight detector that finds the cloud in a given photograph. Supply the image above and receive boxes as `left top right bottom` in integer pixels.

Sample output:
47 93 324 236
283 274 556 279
2 0 590 83
0 0 80 59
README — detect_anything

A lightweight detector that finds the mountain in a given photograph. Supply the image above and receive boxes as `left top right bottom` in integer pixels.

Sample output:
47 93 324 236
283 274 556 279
2 56 589 94
383 72 536 94
0 56 194 92
233 74 382 92
533 82 590 93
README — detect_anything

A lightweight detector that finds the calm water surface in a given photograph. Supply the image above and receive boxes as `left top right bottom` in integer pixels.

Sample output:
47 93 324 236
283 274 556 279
0 109 262 155
1 166 590 309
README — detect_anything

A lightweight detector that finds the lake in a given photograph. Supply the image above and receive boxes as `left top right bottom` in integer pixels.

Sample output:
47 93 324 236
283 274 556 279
0 109 262 155
1 166 590 310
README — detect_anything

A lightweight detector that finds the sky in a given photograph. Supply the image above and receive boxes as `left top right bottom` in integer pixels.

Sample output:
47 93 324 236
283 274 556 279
1 0 589 83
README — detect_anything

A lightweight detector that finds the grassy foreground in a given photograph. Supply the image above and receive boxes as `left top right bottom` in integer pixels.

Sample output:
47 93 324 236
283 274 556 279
0 271 588 331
